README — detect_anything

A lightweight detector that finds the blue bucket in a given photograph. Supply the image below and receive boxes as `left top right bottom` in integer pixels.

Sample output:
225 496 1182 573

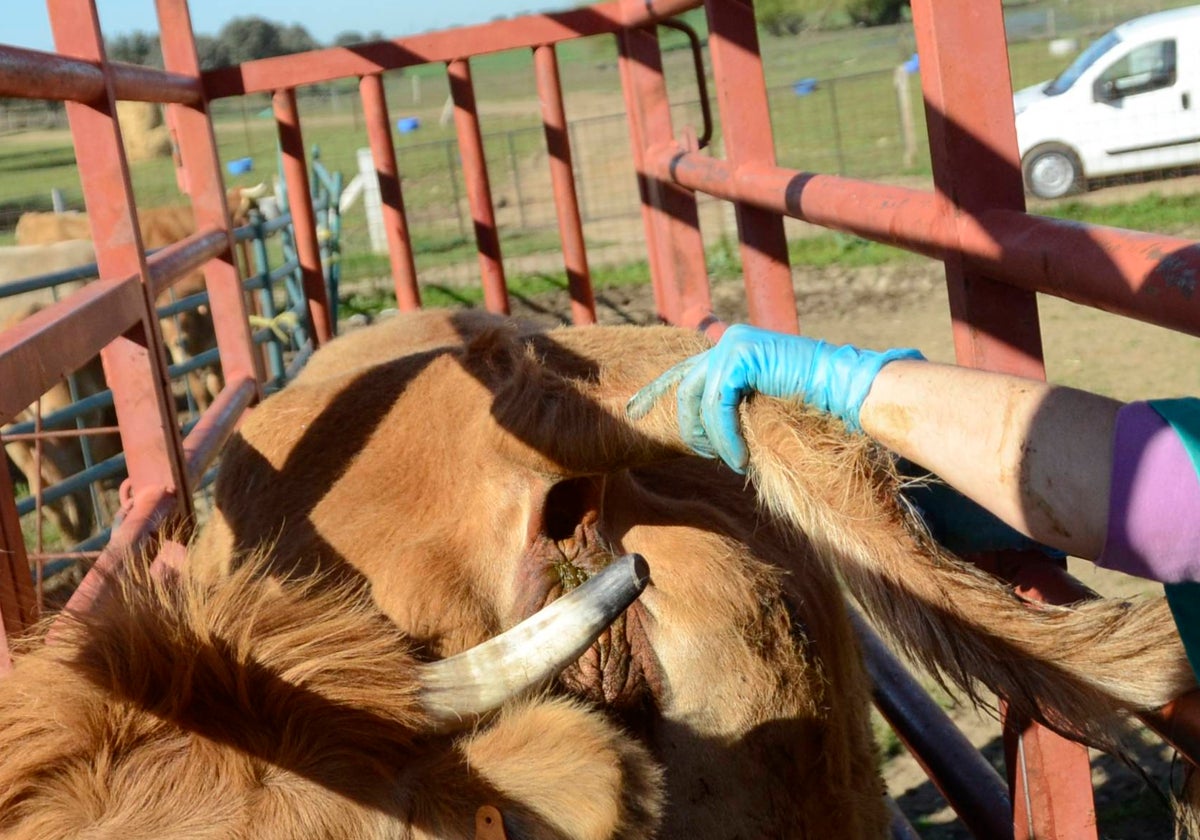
227 156 253 175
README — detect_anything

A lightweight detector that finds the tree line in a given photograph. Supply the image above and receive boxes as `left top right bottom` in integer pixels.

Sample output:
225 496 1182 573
106 17 387 71
755 0 910 36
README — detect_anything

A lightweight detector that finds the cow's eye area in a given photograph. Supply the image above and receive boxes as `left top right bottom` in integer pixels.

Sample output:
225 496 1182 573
542 476 600 542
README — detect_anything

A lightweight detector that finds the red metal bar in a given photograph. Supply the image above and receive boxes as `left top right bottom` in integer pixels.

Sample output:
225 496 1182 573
0 455 37 654
448 58 509 315
53 483 177 626
145 228 228 299
359 73 421 311
0 46 199 104
912 0 1044 379
201 2 699 100
534 44 596 326
650 150 1200 338
0 278 142 422
182 375 256 488
617 26 710 326
703 0 797 333
912 0 1084 830
157 0 263 392
273 87 333 346
971 550 1200 769
48 0 190 517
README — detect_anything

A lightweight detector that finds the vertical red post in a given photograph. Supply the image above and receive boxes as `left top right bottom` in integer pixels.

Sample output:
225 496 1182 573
156 0 263 392
704 0 798 333
447 58 509 315
360 73 421 311
274 87 333 345
910 2 1095 837
47 0 189 519
911 0 1045 378
534 43 596 325
0 458 37 663
617 26 711 327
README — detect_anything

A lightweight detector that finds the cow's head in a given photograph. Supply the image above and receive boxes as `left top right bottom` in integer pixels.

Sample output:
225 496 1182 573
197 308 889 838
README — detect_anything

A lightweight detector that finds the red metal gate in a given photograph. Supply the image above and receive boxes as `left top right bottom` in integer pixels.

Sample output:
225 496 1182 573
2 1 1200 836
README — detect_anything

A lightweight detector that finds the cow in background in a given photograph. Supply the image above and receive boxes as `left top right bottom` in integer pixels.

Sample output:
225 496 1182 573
13 184 269 411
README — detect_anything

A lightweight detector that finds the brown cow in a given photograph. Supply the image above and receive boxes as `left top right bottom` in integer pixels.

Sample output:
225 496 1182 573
13 185 267 411
0 308 1193 837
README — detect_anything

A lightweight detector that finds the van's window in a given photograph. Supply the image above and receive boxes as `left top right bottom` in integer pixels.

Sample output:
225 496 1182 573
1096 39 1177 99
1045 30 1121 96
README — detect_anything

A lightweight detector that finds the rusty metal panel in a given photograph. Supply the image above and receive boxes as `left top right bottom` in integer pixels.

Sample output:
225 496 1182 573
703 0 797 333
47 0 190 513
909 0 1087 829
201 3 698 100
911 0 1044 379
651 150 1200 339
274 87 333 346
448 58 509 315
534 44 596 326
360 73 422 311
52 483 177 627
0 459 37 651
0 279 142 422
157 0 264 392
181 375 257 489
145 229 228 299
617 25 710 326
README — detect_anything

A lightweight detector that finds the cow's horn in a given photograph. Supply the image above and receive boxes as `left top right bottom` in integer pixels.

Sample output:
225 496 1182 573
417 553 649 728
241 181 270 199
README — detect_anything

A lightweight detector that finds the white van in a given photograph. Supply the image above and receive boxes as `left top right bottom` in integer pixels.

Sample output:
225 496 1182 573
1013 5 1200 198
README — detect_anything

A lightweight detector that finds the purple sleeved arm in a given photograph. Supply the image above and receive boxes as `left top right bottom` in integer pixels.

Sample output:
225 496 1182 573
1097 401 1200 583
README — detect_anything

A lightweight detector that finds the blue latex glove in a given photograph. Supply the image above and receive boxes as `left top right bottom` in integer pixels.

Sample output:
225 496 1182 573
626 324 923 473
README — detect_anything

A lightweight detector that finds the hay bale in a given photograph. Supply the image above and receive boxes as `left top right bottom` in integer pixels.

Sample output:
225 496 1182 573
117 101 172 162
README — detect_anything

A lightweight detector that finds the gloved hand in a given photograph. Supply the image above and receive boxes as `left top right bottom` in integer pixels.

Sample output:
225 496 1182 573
626 324 923 473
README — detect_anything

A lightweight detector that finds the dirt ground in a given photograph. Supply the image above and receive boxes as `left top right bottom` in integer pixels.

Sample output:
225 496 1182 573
478 256 1199 839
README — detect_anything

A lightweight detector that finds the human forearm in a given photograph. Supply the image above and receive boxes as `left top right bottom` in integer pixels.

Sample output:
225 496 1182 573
860 360 1118 559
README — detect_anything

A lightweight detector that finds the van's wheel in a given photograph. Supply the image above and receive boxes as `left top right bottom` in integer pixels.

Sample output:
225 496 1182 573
1022 144 1085 199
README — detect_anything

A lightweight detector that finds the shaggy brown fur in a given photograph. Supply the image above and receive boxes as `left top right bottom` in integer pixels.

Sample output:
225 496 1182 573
0 556 663 839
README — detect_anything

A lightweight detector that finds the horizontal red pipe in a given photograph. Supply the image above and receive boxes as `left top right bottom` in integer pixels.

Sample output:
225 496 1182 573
0 276 142 422
651 146 1200 338
146 227 227 299
110 60 203 104
0 45 200 104
182 374 256 489
204 0 696 99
